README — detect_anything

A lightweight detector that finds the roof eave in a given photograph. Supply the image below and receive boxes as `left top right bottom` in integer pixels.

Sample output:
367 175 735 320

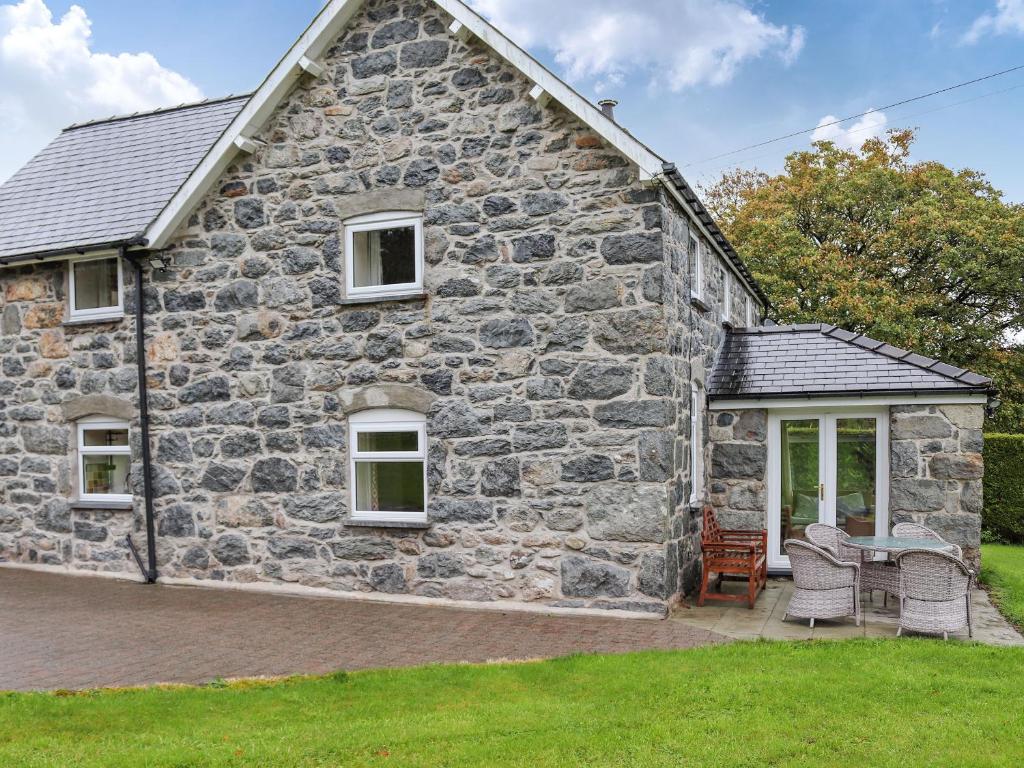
0 236 149 268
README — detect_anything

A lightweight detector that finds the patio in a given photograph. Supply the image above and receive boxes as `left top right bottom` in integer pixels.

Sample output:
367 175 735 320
673 578 1024 645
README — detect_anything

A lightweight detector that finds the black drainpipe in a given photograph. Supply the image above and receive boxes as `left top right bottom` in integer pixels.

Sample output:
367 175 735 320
123 247 158 583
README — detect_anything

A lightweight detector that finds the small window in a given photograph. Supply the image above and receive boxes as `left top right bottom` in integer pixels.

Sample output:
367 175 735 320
688 231 703 300
745 294 757 327
722 270 733 324
69 255 124 321
349 409 427 523
77 418 132 503
690 384 704 506
344 212 423 299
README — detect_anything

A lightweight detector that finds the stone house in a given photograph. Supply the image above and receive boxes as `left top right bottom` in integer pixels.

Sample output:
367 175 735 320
0 0 993 615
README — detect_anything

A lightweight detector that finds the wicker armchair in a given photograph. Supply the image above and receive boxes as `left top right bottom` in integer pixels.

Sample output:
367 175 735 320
783 540 861 627
805 522 898 603
893 549 974 640
891 522 963 559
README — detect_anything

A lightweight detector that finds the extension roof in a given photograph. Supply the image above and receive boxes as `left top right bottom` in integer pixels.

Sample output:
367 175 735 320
708 324 993 400
0 96 248 262
0 0 767 306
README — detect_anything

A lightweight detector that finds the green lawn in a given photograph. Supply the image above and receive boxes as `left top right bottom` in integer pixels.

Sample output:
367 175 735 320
2 641 1023 767
981 543 1024 629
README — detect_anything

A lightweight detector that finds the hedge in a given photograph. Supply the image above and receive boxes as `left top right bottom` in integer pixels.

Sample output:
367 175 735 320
983 433 1024 543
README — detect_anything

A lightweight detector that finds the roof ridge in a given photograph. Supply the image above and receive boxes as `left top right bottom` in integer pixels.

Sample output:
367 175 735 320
819 325 991 387
64 94 253 132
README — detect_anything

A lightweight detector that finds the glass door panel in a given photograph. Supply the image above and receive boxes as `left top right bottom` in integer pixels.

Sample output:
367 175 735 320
778 418 821 557
833 418 877 538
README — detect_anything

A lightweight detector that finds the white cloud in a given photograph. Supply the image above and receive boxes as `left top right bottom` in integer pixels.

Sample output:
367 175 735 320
468 0 805 93
811 109 888 150
962 0 1024 44
0 0 202 181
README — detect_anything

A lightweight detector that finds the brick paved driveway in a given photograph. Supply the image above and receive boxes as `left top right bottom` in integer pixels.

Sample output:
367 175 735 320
0 569 724 691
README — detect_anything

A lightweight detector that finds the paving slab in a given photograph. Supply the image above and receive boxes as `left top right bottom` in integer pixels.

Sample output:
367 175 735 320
0 568 725 692
673 577 1023 646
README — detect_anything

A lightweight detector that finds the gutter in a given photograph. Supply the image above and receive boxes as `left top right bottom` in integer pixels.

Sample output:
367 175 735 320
0 236 148 268
121 247 159 583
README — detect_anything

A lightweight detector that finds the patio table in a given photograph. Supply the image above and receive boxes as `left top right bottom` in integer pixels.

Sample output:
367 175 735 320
845 536 954 554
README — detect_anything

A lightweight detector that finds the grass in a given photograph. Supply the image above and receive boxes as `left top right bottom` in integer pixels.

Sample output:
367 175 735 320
981 543 1024 630
2 641 1024 767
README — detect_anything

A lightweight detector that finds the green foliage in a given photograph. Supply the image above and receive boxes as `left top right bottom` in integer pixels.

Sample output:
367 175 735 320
980 544 1024 629
983 434 1024 543
2 643 1024 766
704 130 1024 430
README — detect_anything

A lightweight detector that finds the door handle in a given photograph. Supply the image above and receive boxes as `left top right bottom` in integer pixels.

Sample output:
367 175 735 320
819 483 824 501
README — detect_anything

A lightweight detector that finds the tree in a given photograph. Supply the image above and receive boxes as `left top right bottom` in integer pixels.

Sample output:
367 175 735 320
704 130 1024 428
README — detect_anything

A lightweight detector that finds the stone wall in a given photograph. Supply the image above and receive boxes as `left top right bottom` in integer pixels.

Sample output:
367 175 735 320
0 0 765 614
890 404 984 566
708 404 985 567
708 408 768 531
0 261 145 570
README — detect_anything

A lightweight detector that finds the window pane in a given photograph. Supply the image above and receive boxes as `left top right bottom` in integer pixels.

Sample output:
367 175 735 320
352 226 416 288
356 431 418 453
835 418 877 537
83 429 129 447
780 419 820 556
83 454 130 496
74 258 119 310
355 461 424 513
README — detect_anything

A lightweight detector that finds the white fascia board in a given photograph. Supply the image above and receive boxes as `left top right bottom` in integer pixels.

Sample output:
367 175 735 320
144 0 365 250
433 0 664 180
709 393 989 411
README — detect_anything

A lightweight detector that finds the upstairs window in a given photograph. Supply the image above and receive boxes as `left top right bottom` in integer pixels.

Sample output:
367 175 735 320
69 255 123 321
745 294 758 327
349 409 427 524
344 212 423 299
688 231 703 301
77 418 132 503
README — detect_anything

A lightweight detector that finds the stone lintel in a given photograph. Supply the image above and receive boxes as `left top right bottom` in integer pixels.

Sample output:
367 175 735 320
339 189 426 221
339 384 437 416
61 394 135 422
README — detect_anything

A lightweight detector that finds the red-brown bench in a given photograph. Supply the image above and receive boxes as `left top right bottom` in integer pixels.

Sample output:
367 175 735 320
698 507 768 609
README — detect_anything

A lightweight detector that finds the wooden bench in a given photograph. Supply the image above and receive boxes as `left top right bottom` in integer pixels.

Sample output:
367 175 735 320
698 507 768 609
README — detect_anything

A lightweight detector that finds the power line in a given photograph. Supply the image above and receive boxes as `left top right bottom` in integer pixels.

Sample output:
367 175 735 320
683 63 1024 168
693 79 1024 182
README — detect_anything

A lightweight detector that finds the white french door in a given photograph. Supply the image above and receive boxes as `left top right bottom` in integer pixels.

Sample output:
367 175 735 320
766 410 889 571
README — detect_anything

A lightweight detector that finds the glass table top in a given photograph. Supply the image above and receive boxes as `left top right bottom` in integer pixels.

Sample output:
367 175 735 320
846 536 952 552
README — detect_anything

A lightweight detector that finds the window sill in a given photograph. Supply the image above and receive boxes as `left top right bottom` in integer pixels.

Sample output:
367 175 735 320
71 499 134 511
64 314 125 327
340 291 427 306
689 294 711 312
344 518 431 530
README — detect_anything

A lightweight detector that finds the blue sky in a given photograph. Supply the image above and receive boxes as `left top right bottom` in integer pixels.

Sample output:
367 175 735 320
2 0 1023 200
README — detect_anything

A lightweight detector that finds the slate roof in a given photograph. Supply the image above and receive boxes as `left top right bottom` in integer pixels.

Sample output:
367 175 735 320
0 95 250 263
709 324 993 400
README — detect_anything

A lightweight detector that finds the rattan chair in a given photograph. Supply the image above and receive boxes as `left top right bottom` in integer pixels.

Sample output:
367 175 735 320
893 549 974 640
891 522 963 559
804 522 898 603
783 540 861 627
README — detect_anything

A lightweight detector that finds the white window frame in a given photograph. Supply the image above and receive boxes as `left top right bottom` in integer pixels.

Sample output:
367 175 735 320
690 383 704 507
68 253 124 322
343 212 424 299
349 408 428 524
722 269 733 325
689 231 703 301
76 417 132 504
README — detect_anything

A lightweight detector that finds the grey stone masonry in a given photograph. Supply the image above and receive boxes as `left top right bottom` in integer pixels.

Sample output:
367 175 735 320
0 0 766 615
709 404 984 567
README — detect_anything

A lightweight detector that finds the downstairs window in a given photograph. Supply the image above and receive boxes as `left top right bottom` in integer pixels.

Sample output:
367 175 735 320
349 409 427 524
